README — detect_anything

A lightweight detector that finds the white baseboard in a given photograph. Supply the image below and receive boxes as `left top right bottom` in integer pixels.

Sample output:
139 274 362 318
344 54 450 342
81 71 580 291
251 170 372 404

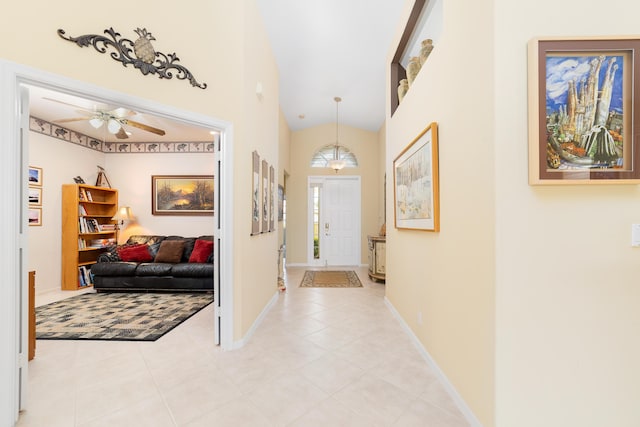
285 263 368 268
231 291 280 350
384 297 484 427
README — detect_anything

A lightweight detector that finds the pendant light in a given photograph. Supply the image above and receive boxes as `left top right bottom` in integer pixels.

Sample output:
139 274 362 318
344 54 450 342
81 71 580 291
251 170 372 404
328 96 347 172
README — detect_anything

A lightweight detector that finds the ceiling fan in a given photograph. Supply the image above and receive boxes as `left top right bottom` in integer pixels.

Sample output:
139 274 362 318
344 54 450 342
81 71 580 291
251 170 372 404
45 97 166 140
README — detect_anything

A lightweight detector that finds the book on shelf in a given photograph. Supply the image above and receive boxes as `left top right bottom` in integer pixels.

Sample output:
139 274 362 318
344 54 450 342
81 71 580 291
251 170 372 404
85 190 93 202
99 223 116 231
88 238 116 248
78 218 101 233
78 266 91 287
78 204 88 215
79 188 88 201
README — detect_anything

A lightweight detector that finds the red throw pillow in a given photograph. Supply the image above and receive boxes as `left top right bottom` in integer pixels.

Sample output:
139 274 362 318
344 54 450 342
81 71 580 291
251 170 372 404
189 239 213 263
117 244 153 262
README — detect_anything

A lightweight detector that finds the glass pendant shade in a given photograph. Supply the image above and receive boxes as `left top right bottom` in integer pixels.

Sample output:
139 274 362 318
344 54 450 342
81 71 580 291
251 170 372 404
89 117 103 129
107 118 121 134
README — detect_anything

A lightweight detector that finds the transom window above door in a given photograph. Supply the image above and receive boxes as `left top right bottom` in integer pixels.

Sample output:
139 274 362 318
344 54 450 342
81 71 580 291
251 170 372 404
310 144 358 169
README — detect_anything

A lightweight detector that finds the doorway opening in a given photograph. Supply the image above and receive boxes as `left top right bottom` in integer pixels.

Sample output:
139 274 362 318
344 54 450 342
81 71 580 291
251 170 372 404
0 61 235 421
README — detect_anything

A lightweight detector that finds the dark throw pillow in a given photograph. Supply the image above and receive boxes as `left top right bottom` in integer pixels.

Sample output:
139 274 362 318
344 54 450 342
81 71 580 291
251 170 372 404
117 244 153 262
154 239 186 263
188 239 214 263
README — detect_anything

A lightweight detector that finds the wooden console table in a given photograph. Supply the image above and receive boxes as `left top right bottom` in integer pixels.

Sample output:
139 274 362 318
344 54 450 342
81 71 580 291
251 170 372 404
367 236 386 282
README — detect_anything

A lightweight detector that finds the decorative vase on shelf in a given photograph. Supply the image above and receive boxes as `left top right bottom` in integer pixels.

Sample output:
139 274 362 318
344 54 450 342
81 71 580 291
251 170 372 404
397 79 409 103
419 39 434 66
407 56 421 86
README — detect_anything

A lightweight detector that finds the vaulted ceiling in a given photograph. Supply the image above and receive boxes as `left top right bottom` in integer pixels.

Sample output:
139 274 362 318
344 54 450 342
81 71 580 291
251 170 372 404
256 0 405 132
28 2 405 143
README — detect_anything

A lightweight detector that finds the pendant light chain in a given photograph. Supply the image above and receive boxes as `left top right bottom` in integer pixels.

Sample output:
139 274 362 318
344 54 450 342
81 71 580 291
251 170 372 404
328 96 346 172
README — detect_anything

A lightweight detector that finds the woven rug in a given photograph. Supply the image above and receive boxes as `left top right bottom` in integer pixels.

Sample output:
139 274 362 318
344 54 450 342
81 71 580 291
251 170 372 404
36 292 214 342
300 270 363 288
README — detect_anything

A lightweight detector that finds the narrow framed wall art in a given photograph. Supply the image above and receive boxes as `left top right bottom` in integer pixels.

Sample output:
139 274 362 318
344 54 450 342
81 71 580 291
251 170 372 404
251 151 260 235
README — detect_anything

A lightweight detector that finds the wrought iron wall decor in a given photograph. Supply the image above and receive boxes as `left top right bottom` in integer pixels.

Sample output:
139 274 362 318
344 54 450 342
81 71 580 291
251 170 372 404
57 27 207 90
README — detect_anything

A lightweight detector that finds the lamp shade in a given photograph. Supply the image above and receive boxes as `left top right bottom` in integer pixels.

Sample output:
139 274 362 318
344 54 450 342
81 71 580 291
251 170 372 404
112 206 133 222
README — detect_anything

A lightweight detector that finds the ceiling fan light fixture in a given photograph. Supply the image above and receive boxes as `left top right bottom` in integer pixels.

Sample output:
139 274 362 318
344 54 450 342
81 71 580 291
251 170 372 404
107 118 121 134
89 117 103 129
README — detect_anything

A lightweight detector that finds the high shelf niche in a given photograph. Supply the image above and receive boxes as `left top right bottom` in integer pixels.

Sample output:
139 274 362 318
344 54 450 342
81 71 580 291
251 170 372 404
61 184 118 290
390 0 441 116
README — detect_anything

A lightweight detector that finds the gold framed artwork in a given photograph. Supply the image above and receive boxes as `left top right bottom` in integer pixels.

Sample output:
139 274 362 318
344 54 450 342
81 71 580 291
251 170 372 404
261 159 268 233
251 151 260 235
28 186 42 206
269 165 275 232
393 122 439 231
151 175 214 215
528 37 640 184
28 166 42 186
28 208 42 226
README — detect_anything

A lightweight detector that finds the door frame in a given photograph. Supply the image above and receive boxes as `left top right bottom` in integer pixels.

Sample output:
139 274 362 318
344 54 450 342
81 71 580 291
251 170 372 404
0 60 235 425
307 175 361 266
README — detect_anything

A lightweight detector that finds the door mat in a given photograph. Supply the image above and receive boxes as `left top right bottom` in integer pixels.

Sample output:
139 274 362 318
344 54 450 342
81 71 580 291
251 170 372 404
299 270 363 288
36 292 214 341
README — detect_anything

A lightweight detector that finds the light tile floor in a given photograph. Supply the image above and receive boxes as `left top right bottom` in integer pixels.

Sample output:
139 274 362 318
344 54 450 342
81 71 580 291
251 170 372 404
18 266 470 427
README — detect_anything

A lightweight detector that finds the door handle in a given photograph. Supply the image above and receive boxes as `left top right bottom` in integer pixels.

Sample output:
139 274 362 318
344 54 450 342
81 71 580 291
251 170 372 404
324 222 330 236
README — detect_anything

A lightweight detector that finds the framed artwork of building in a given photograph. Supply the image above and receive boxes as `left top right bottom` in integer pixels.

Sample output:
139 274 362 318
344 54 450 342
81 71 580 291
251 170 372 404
528 37 640 184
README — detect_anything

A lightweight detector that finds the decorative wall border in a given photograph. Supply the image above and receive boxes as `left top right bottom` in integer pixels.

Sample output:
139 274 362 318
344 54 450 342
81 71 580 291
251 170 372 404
29 116 214 154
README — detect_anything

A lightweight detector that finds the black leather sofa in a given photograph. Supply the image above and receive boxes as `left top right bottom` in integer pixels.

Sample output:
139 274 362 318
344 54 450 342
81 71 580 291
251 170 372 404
91 235 214 292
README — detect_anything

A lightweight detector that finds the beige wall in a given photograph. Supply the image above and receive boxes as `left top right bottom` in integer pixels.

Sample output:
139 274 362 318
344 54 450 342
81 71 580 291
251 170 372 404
378 122 387 229
494 0 640 426
3 0 281 343
385 1 495 425
388 0 640 426
278 108 291 253
28 132 105 294
232 0 281 339
287 123 381 265
105 153 215 242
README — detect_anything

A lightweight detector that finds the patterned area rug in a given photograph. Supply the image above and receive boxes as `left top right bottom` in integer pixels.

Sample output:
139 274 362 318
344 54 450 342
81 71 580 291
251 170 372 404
36 292 214 342
300 270 363 288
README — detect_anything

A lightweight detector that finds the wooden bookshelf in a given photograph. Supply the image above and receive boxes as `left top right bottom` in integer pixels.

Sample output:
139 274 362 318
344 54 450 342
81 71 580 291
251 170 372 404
61 184 118 290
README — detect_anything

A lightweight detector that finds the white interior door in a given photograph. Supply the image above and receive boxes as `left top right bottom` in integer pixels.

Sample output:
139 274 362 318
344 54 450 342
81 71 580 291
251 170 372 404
308 176 361 266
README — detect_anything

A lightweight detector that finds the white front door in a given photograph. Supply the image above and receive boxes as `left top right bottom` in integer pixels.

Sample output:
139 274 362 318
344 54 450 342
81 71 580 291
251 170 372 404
308 176 361 266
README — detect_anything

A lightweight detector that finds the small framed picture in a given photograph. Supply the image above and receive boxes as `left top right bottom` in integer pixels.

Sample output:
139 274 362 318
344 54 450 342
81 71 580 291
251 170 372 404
28 186 42 206
28 166 43 186
28 208 42 226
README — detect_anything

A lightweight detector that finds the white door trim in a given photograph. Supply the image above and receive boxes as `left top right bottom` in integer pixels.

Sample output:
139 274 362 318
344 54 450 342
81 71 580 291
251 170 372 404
0 60 235 424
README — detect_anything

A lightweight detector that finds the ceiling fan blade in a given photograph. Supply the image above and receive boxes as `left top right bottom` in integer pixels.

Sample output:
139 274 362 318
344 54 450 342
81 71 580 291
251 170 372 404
123 119 166 136
53 117 92 123
111 107 136 118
